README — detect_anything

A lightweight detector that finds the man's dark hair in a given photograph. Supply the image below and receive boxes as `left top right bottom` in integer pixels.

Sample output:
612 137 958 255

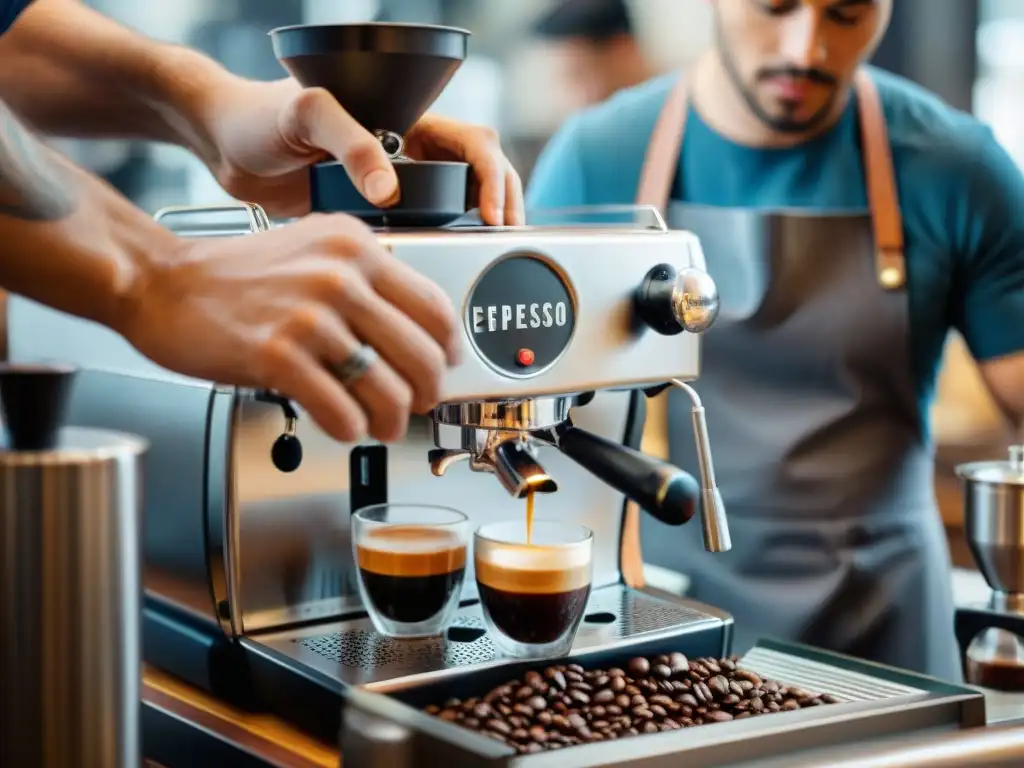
531 0 633 42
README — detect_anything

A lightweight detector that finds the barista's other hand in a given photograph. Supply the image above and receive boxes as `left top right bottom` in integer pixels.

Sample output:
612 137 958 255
120 214 461 443
202 78 524 226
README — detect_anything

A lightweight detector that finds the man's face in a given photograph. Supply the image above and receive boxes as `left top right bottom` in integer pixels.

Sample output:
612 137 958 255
713 0 892 133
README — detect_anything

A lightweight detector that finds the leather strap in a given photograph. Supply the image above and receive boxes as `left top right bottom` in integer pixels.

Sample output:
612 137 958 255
620 68 907 588
853 70 906 290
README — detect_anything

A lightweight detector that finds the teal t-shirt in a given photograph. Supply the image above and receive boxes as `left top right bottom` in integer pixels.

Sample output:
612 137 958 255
526 67 1024 430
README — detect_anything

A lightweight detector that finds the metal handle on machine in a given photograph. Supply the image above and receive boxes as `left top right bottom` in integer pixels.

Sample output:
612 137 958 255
153 202 272 236
670 379 731 552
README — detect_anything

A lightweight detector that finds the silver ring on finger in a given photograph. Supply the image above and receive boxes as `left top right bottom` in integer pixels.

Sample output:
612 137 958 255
331 344 379 385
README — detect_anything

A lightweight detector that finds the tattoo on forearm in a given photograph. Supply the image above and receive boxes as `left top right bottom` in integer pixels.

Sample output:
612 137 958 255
0 101 76 221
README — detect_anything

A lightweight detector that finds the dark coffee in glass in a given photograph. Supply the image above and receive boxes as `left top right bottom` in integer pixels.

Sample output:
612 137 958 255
475 521 593 658
353 505 468 638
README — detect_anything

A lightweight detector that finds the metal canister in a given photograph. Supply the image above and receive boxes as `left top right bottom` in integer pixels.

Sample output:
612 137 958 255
0 363 147 767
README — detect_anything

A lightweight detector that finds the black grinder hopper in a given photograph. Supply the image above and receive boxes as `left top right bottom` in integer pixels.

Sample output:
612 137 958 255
270 23 471 227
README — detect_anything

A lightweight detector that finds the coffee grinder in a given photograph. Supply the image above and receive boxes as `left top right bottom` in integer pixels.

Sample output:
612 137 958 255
270 22 473 226
954 445 1024 690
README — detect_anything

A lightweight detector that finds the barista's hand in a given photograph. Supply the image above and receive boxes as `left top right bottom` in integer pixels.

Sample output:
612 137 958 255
201 78 524 226
122 214 461 443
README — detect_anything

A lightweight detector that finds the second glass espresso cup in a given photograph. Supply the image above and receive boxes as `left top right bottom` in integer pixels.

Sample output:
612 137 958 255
352 504 470 638
475 521 593 659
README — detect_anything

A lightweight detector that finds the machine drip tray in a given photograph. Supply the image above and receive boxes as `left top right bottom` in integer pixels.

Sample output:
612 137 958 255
250 585 730 689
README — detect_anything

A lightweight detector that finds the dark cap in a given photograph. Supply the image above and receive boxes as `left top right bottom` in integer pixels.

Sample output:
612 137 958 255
531 0 633 41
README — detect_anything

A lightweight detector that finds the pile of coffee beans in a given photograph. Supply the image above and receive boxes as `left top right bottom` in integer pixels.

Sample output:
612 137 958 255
424 654 842 755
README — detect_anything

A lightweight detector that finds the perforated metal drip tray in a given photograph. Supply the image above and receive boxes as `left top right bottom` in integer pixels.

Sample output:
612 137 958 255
342 639 987 767
255 585 731 689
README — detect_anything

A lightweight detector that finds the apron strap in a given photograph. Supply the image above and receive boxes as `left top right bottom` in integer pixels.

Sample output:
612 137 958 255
854 70 907 291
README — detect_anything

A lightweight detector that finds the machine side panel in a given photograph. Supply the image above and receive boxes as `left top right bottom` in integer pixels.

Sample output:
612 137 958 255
49 369 218 625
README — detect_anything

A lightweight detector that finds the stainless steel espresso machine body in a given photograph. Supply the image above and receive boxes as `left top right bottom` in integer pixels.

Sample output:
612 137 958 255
7 201 736 740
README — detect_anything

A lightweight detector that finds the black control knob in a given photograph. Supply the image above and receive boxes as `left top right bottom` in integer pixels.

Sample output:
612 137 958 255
635 263 720 336
0 363 77 451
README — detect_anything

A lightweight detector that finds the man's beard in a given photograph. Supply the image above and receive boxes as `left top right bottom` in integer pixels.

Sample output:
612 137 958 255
715 25 838 134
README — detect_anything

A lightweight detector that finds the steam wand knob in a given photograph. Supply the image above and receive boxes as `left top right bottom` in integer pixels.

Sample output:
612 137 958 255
670 379 731 552
635 264 720 336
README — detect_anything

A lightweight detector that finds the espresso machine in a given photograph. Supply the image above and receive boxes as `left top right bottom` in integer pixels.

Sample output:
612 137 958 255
955 445 1024 690
7 21 734 741
6 22 989 765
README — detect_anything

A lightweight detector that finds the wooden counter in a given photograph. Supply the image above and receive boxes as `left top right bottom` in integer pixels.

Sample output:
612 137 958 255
143 666 338 768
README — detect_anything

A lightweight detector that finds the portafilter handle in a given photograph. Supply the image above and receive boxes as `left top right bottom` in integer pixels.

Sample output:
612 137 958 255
553 423 700 527
669 379 732 553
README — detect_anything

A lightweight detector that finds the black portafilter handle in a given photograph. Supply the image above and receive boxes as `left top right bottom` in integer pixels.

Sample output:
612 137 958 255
0 362 77 451
554 424 699 527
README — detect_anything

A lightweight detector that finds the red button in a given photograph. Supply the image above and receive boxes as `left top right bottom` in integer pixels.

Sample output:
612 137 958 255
516 348 535 367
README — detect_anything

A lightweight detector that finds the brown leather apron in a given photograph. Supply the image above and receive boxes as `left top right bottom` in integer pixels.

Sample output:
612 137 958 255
624 70 960 680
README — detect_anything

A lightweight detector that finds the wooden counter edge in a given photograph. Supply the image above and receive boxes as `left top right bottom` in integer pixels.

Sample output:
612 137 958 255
143 665 339 768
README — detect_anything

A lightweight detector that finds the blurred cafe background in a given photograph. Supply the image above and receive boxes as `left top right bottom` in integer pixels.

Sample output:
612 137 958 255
63 0 1021 569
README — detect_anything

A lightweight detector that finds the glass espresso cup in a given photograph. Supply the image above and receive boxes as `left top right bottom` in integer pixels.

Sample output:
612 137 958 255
352 504 470 638
475 521 593 659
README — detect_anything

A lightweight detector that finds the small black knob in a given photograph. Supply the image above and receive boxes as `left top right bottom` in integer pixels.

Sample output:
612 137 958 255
635 264 685 336
271 433 303 473
0 363 77 451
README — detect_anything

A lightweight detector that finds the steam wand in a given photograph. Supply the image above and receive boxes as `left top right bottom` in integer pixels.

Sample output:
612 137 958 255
669 379 730 552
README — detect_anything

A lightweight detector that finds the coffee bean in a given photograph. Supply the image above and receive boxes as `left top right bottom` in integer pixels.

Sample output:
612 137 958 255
610 676 626 692
723 694 741 706
497 704 512 717
527 695 546 711
624 684 641 696
438 709 458 722
594 675 610 688
788 687 811 700
652 664 672 680
608 667 626 677
707 711 733 723
589 688 612 705
632 707 654 720
627 657 650 677
751 697 765 712
553 701 568 714
694 682 713 704
569 690 591 705
537 711 553 725
486 719 511 735
707 675 729 698
668 652 688 674
606 705 622 716
513 703 534 719
649 694 673 707
568 664 585 675
782 699 800 711
650 705 668 718
678 692 698 707
821 694 842 704
570 681 593 693
546 668 568 691
630 694 646 707
721 658 736 671
643 721 659 734
568 713 587 730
